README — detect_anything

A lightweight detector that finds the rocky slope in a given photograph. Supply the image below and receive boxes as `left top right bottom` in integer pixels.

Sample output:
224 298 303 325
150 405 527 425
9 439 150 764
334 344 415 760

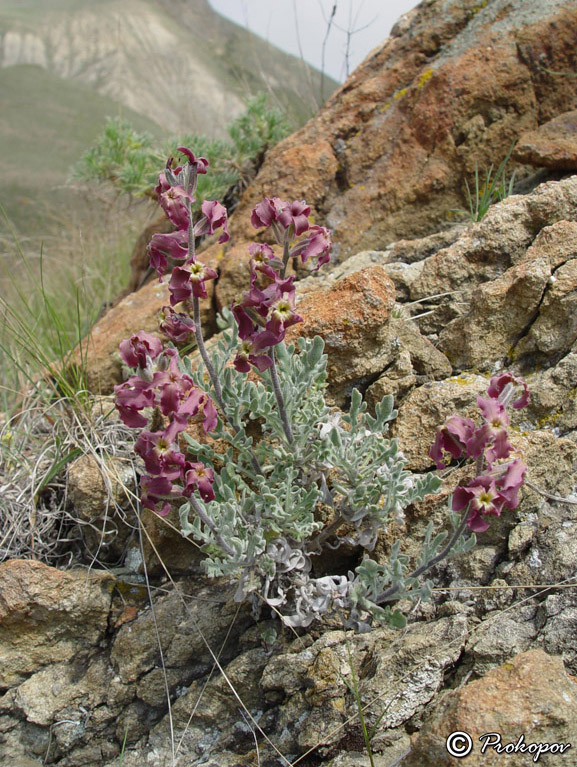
3 0 577 765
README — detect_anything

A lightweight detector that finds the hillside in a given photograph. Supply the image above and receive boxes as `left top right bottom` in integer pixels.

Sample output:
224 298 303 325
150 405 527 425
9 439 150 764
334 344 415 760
0 0 335 136
0 63 165 235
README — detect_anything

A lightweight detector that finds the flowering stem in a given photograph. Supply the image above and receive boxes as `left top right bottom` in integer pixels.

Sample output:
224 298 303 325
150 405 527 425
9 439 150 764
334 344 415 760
375 502 472 605
281 237 290 279
189 495 236 557
192 296 264 476
269 349 294 444
192 297 224 407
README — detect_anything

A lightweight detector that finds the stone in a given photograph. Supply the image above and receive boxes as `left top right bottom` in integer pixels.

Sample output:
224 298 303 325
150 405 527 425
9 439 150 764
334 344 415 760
393 176 577 342
365 317 452 407
0 560 113 688
101 0 577 379
287 266 396 401
515 242 577 363
260 616 469 754
514 110 577 170
523 344 577 436
67 453 136 561
439 218 577 371
404 650 577 767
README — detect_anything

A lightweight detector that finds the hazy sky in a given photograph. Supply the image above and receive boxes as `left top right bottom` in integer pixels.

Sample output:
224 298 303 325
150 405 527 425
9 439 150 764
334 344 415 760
207 0 421 82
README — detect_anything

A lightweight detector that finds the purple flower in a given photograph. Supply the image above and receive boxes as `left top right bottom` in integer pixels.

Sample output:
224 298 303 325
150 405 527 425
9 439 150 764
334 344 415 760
277 200 311 236
183 462 215 502
141 474 175 517
159 185 193 230
232 305 257 340
451 456 527 533
159 306 196 342
177 146 209 175
452 477 507 532
251 197 287 229
233 336 274 373
265 294 303 339
119 331 163 370
488 372 530 409
477 396 513 464
248 242 282 279
148 231 189 280
115 380 154 427
135 429 185 478
169 261 218 305
153 367 194 418
194 200 230 243
430 415 476 469
290 225 332 271
173 387 218 434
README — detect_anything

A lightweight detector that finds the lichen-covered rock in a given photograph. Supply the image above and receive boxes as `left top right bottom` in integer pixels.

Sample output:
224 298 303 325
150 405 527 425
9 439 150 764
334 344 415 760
523 344 577 436
404 650 577 767
116 0 577 384
365 317 452 407
208 0 577 310
391 374 489 471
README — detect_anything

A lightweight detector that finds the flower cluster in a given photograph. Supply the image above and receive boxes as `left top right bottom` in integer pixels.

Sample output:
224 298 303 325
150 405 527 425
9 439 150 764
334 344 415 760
430 372 529 532
233 197 332 372
147 148 229 341
115 331 217 515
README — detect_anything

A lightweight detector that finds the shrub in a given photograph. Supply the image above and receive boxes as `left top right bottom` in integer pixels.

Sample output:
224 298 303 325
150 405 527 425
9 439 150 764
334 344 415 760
70 94 291 208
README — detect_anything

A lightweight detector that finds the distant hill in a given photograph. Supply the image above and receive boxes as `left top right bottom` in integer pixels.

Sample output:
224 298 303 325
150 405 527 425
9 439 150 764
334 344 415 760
0 0 335 136
0 0 336 239
0 63 166 235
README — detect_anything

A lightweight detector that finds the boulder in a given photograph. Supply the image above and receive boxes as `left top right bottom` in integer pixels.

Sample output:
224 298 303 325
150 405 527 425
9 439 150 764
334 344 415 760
287 266 396 400
404 650 577 767
0 560 113 688
210 0 577 310
514 110 577 170
113 0 577 391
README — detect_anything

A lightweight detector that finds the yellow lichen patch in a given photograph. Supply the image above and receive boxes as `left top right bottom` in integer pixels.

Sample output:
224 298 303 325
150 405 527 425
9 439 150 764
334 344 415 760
417 69 434 89
470 0 488 16
379 101 391 113
393 88 408 101
332 697 346 712
449 374 478 385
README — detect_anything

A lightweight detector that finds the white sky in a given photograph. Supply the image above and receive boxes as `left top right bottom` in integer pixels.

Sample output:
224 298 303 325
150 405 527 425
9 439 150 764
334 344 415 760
207 0 421 83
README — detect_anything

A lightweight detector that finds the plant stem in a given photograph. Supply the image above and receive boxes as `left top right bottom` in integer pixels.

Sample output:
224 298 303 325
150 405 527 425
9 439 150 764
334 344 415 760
281 238 291 279
269 349 294 444
192 297 264 476
307 513 345 552
189 495 236 557
343 633 376 767
192 297 225 409
375 502 472 605
183 194 263 476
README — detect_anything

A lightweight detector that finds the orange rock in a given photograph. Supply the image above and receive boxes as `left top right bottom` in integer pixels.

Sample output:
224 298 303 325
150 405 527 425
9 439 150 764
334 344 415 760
405 649 577 767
